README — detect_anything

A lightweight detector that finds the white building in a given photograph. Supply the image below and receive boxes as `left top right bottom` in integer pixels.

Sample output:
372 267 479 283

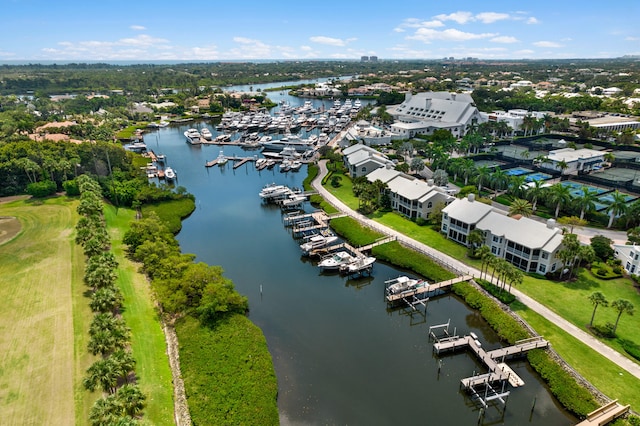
543 147 605 175
366 167 454 220
479 109 549 133
441 194 564 274
614 244 640 275
342 143 395 178
388 91 482 139
341 120 400 146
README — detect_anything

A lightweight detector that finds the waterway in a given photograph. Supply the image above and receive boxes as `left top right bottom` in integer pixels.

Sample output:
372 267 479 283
143 86 577 425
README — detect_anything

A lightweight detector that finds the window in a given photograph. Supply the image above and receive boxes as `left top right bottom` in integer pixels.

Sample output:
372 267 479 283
542 252 549 259
427 202 433 208
442 224 448 231
361 167 367 173
539 264 546 273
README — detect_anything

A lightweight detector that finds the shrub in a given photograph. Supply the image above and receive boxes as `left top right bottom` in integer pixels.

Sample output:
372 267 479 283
26 180 57 198
63 179 80 196
621 340 640 361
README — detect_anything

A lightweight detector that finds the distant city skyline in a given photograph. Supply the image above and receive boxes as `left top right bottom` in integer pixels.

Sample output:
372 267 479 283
0 1 638 62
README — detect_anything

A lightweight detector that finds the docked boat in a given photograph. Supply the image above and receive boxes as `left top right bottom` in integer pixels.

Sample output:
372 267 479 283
156 153 166 163
385 276 424 295
340 255 376 275
216 150 228 166
289 160 303 172
300 233 339 255
261 134 315 152
184 128 202 145
318 251 356 270
165 167 176 181
200 127 213 140
259 183 291 200
279 159 291 173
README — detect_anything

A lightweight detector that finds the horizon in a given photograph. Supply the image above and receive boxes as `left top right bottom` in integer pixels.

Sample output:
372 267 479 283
0 1 638 62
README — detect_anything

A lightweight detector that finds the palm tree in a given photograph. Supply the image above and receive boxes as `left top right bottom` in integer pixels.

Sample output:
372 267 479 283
490 168 509 197
89 286 124 313
508 198 533 217
111 349 137 384
88 396 120 425
575 187 598 220
467 229 485 255
525 179 546 211
547 183 572 218
84 359 120 394
606 190 629 228
588 292 608 326
556 160 569 175
611 299 635 334
115 384 146 417
507 175 527 199
476 246 492 279
475 166 491 192
460 159 476 186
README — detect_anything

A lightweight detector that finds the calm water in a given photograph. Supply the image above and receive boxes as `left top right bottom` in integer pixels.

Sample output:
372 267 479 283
145 115 576 425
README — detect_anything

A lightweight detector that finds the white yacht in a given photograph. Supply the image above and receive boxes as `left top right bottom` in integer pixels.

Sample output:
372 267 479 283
340 256 376 274
259 183 291 200
216 150 228 166
184 128 202 145
300 233 339 255
318 251 356 270
385 276 424 295
200 127 213 140
165 167 176 182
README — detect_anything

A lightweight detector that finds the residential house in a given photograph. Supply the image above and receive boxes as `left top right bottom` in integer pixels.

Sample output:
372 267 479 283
613 244 640 275
342 143 395 178
366 167 454 220
441 194 564 274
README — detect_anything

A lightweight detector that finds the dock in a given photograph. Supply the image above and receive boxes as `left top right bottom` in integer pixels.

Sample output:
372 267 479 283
386 275 473 303
575 399 630 426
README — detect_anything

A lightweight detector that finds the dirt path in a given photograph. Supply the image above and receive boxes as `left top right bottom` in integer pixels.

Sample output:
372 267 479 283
312 159 640 381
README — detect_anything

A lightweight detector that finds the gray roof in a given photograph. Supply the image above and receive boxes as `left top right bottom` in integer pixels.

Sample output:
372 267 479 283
391 91 479 127
366 167 404 184
476 213 562 250
443 197 493 224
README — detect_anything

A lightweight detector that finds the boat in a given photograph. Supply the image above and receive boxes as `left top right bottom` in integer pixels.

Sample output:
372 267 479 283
340 255 376 275
184 128 202 145
216 150 228 166
318 251 356 270
260 134 315 152
280 193 307 208
300 233 339 255
279 159 291 173
384 276 424 295
289 160 303 172
158 120 170 127
156 153 166 163
259 183 291 200
124 142 147 152
200 127 213 140
214 134 231 143
165 167 176 181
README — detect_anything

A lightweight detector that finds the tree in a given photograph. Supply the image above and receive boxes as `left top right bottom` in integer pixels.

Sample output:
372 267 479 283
508 198 533 217
588 292 608 327
574 187 597 220
547 183 572 218
611 299 635 334
410 157 425 173
590 235 614 262
475 166 491 193
432 169 448 187
605 190 629 228
84 359 120 394
115 384 146 417
557 216 587 234
467 229 485 255
525 179 546 211
476 245 492 279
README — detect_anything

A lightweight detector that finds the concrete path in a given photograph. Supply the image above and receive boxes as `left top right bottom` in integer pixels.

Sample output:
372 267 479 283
312 159 640 381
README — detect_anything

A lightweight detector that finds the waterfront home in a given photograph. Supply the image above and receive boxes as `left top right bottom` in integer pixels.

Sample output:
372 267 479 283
388 91 482 139
340 120 399 146
342 143 395 178
613 244 640 275
441 194 563 274
366 167 454 220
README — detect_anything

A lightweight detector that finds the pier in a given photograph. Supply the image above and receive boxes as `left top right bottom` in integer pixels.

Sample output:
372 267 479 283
575 399 630 426
385 275 473 304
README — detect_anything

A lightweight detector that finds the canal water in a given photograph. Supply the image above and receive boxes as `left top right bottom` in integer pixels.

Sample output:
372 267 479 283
144 97 576 425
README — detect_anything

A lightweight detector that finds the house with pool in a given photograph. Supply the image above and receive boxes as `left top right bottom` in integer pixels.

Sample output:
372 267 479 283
441 194 564 274
365 166 454 220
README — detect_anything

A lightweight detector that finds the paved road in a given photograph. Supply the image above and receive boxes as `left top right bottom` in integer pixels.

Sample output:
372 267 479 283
312 159 640 381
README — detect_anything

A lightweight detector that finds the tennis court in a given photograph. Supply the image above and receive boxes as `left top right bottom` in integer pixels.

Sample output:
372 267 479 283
504 167 534 176
525 172 553 182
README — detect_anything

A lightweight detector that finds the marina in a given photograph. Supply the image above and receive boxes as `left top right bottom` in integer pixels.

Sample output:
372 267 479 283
140 90 577 424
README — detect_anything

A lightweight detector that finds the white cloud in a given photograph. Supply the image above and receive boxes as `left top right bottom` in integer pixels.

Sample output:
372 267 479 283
300 45 313 51
130 25 146 31
309 36 354 47
119 34 169 46
491 36 518 44
533 41 562 48
395 18 444 33
625 36 639 41
408 28 498 43
434 11 474 24
475 12 509 24
526 17 539 24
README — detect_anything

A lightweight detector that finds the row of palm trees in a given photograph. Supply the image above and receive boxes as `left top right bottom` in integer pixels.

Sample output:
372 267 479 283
75 175 146 425
588 292 635 335
474 245 524 293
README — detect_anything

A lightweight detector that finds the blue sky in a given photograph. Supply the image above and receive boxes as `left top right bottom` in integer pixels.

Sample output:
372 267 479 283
0 0 638 61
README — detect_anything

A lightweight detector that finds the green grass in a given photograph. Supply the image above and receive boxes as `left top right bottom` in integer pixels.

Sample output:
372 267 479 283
176 315 279 426
103 205 175 425
0 197 84 425
517 268 640 362
514 303 640 411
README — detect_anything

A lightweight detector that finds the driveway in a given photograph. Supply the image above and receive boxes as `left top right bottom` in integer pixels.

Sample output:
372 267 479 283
312 159 640 381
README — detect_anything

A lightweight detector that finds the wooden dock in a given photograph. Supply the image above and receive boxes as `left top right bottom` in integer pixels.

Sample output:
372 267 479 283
386 275 473 303
233 157 252 169
433 335 548 390
205 159 219 167
576 399 630 426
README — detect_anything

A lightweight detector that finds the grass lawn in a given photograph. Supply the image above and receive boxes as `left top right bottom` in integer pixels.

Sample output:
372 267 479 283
518 269 640 362
104 205 174 425
0 197 85 425
514 303 640 410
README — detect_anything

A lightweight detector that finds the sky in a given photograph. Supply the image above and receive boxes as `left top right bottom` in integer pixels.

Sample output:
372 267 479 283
0 0 638 62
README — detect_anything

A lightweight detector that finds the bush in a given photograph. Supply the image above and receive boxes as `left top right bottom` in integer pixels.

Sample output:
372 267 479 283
63 179 80 196
26 180 57 198
621 340 640 361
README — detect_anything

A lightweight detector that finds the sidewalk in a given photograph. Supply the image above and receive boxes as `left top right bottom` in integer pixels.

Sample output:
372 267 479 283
312 159 640 381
